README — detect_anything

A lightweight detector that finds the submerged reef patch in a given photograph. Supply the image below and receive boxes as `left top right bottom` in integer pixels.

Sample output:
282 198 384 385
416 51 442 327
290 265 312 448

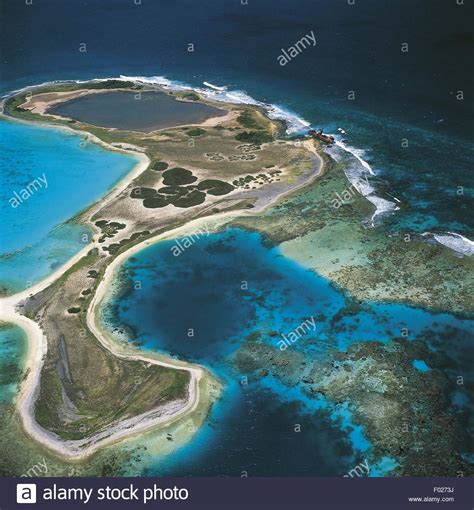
232 335 473 476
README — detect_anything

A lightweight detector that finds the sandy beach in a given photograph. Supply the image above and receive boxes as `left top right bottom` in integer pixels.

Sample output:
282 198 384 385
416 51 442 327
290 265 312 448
0 86 324 461
1 295 202 460
19 86 236 134
18 88 124 116
0 111 205 459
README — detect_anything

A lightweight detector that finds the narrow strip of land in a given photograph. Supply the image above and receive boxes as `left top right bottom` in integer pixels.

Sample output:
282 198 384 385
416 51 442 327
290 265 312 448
0 148 204 459
0 143 323 459
0 82 324 459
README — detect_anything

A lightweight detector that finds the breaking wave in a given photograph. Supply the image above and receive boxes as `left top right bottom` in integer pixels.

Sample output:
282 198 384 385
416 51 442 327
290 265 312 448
114 75 400 223
422 231 474 256
325 137 399 225
118 75 311 134
334 139 375 175
5 74 399 225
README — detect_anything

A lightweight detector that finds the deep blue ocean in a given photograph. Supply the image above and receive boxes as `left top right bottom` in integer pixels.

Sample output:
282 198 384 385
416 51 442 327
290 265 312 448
1 0 472 475
1 0 473 235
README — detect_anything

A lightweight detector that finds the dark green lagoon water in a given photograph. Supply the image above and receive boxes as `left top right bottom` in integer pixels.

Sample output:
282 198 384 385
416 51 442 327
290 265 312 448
50 91 227 132
1 0 472 477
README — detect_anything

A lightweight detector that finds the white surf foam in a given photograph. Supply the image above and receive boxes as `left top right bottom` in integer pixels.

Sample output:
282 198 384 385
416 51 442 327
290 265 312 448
340 161 375 197
5 74 399 225
334 139 375 175
118 74 311 134
325 138 399 224
197 86 311 134
365 195 399 223
202 81 226 91
423 231 474 256
118 74 190 91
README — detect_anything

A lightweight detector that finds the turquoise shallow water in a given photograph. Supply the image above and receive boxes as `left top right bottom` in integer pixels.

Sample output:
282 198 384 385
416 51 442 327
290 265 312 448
0 323 27 404
0 118 138 293
413 359 430 372
102 227 473 476
0 0 471 478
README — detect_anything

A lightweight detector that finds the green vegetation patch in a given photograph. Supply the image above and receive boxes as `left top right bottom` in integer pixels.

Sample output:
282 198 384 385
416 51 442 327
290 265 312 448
233 175 256 187
157 186 189 197
130 187 157 199
109 221 125 229
182 92 200 101
35 352 190 441
132 180 207 209
162 168 197 185
197 179 235 196
142 184 206 208
95 220 126 242
172 190 206 208
84 80 138 90
235 131 273 145
186 128 206 137
142 196 170 208
103 231 151 254
152 161 169 171
237 110 262 129
4 94 51 123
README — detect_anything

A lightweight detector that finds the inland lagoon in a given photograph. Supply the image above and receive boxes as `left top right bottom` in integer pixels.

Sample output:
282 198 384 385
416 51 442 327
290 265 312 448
50 90 227 132
1 0 472 482
2 76 472 476
101 227 473 476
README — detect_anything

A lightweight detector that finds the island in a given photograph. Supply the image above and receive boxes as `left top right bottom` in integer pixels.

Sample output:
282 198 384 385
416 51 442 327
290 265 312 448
1 79 323 460
1 78 471 478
